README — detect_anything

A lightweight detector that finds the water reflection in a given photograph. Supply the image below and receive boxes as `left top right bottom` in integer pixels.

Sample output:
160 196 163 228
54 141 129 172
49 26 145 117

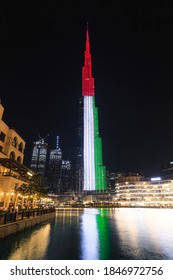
8 224 51 260
0 208 173 260
81 209 99 259
81 208 173 259
96 209 112 259
45 209 82 260
113 208 173 259
81 208 118 259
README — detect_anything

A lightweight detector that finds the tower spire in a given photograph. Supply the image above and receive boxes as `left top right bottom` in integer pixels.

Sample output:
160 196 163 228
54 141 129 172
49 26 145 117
82 26 94 96
86 24 90 54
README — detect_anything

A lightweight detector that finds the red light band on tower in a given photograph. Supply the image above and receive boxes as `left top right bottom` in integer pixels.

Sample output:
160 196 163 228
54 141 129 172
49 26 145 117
82 29 95 96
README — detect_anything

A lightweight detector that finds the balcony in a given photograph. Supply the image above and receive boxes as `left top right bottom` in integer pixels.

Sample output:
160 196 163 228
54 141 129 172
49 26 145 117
0 158 34 183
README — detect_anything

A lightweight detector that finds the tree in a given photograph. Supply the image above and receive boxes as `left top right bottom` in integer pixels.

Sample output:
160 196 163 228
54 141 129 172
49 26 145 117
17 174 47 204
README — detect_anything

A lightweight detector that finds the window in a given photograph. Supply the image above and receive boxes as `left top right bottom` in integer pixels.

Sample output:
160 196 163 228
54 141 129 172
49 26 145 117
12 137 18 148
18 142 23 152
0 131 6 142
9 151 15 160
17 156 21 163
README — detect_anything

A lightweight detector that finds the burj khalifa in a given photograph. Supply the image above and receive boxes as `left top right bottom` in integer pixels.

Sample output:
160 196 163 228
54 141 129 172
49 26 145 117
82 28 106 191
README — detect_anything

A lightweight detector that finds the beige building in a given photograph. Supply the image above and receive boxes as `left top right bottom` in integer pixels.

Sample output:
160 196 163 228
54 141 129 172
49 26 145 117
0 101 34 210
115 174 173 207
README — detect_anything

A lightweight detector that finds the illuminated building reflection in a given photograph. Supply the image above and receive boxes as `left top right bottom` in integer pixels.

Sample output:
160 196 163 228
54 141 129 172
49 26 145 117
80 208 111 260
1 208 173 260
81 209 99 259
114 208 173 259
8 224 51 260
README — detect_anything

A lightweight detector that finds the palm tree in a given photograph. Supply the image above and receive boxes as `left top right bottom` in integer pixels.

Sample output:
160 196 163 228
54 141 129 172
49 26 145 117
17 174 47 209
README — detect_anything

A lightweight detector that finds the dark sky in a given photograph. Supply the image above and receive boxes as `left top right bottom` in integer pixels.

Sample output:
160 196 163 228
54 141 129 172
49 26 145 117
1 2 173 177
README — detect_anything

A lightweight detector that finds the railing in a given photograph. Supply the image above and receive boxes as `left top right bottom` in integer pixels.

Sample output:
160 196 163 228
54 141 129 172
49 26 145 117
0 207 55 225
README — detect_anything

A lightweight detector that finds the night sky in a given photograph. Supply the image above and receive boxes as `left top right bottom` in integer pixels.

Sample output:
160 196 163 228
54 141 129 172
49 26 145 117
1 2 173 177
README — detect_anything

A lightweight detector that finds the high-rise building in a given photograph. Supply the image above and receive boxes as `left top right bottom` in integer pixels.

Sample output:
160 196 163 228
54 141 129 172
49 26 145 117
82 29 106 191
61 160 71 193
30 134 48 178
47 136 62 194
74 97 84 192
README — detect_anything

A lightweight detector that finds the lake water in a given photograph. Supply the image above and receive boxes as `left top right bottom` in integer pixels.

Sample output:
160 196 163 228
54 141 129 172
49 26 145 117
0 207 173 260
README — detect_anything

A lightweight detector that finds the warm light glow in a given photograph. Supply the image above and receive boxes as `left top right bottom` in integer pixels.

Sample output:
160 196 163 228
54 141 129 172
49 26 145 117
27 171 33 177
112 208 173 259
8 224 51 260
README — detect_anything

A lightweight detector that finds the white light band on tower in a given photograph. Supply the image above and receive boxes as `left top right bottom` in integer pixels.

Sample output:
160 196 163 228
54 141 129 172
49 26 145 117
83 96 95 190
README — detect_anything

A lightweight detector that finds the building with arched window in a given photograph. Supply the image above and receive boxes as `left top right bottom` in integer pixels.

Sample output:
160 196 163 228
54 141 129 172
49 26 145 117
0 101 34 210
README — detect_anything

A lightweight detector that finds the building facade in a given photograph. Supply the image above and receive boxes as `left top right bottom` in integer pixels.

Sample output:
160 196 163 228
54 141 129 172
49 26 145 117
115 175 173 207
61 160 71 193
30 135 48 180
0 102 34 210
47 136 62 194
74 97 84 192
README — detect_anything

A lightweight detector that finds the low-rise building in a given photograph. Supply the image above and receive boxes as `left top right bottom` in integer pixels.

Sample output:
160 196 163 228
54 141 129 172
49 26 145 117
0 101 34 210
115 175 173 207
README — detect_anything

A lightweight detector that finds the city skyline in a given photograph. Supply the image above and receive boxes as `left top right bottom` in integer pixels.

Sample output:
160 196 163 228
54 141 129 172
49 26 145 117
1 3 173 177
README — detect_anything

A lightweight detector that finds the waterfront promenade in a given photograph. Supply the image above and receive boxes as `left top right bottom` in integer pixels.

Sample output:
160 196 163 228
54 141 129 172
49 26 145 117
0 207 56 238
1 207 173 260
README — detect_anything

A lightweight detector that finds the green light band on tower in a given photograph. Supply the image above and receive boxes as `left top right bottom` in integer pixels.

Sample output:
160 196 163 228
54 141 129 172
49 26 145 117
93 97 106 190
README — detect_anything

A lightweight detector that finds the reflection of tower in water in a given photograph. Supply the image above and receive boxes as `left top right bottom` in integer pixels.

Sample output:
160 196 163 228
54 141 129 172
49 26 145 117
80 208 111 260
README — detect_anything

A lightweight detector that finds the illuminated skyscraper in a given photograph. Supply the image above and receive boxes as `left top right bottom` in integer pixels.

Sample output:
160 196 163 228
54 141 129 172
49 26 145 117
82 29 106 191
47 136 62 194
61 160 71 193
30 134 48 177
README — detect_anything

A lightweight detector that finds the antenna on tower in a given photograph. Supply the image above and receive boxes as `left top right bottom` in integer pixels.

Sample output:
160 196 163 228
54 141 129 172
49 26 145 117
43 133 49 140
36 128 49 141
37 128 41 139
